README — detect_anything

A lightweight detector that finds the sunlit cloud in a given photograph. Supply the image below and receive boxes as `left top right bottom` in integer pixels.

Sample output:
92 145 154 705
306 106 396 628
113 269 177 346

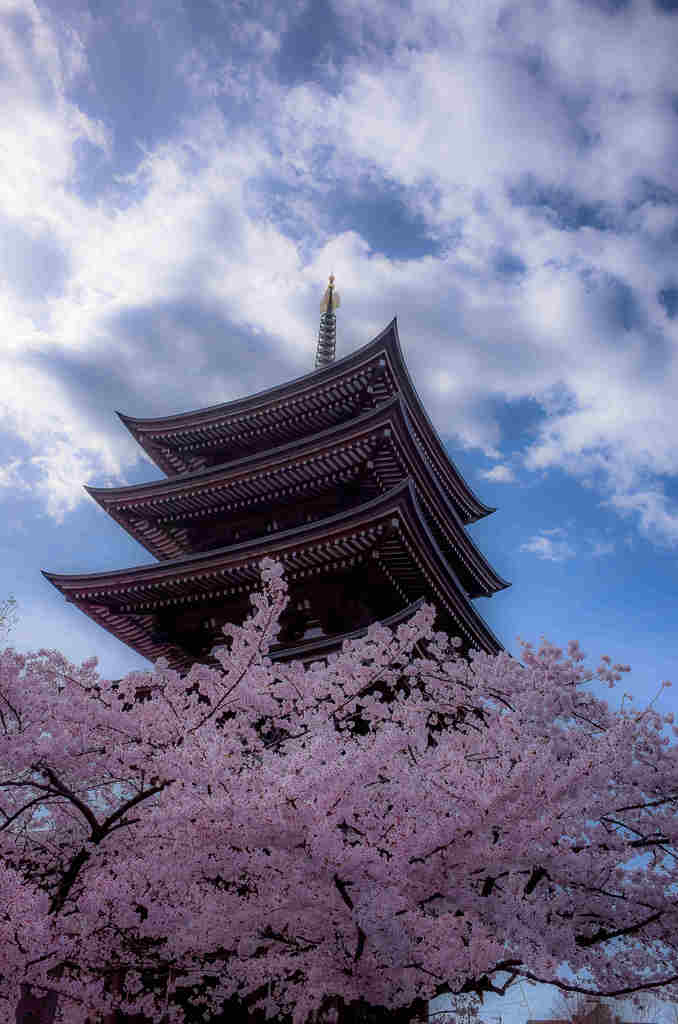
520 532 577 562
1 0 678 546
479 464 516 484
605 488 678 549
589 539 615 558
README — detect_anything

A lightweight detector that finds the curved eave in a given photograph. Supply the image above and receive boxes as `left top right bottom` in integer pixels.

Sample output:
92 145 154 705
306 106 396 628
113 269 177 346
391 480 503 654
380 319 495 523
71 599 428 673
87 397 510 596
268 599 427 663
116 320 399 435
393 400 510 595
43 480 503 657
43 480 435 589
91 397 401 503
150 600 432 671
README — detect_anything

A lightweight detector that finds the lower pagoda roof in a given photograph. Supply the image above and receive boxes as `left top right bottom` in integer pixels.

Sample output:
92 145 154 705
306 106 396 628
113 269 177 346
269 598 427 664
43 480 503 670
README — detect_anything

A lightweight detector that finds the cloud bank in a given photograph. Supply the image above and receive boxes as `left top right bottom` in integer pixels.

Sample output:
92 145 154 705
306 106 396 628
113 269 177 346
1 0 678 552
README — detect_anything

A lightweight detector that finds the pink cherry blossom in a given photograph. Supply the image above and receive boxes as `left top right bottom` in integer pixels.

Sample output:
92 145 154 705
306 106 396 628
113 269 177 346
1 558 677 1023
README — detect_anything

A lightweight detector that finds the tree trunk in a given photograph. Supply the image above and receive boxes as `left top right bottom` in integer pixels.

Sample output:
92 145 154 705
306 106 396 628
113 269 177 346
15 982 58 1024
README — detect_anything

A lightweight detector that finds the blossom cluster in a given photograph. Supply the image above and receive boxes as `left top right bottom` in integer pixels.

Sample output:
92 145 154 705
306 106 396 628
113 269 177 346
1 559 677 1023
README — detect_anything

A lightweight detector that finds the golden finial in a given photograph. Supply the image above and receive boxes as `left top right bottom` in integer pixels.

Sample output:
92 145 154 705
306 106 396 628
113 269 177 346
320 273 340 314
315 274 340 369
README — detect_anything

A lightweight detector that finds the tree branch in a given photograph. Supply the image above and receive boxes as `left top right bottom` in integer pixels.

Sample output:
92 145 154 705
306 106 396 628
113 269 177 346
333 873 354 910
515 968 678 999
575 908 664 948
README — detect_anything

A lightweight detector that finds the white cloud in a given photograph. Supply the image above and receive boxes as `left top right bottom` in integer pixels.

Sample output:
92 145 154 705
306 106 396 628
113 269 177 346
479 464 516 483
0 457 29 493
1 0 678 550
604 488 678 549
0 8 302 519
589 539 615 558
520 532 576 562
299 1 678 542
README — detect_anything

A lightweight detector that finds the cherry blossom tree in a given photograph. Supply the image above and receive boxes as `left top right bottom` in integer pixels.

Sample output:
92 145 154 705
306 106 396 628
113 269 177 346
1 559 678 1024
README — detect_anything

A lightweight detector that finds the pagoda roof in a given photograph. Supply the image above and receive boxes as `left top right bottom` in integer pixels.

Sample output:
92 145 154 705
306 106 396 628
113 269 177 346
269 598 427 664
117 319 494 523
43 480 503 668
88 396 509 598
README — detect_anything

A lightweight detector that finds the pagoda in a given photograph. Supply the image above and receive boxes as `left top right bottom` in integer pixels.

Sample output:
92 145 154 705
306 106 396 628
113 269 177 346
44 277 509 671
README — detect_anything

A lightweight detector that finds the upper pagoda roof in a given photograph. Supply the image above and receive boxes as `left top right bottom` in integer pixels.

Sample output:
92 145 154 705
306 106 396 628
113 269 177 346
43 480 503 667
117 319 494 524
88 396 510 598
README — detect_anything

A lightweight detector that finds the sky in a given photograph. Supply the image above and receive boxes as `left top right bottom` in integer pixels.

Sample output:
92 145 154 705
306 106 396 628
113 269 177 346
1 0 678 1019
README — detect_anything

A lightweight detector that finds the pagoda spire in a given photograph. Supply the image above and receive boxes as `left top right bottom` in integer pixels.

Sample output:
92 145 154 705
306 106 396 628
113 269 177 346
315 273 340 369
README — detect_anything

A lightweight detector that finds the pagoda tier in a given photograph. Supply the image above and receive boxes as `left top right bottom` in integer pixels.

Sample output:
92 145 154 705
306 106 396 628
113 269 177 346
88 400 509 602
43 481 503 673
117 319 494 525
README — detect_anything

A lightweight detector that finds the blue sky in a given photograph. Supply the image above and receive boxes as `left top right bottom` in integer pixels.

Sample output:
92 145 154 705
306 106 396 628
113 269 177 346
2 0 678 1019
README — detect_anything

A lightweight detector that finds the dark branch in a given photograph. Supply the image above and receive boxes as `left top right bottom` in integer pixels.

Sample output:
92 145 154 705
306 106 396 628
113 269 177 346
354 926 366 962
575 908 663 948
524 866 549 896
333 874 354 910
515 968 678 999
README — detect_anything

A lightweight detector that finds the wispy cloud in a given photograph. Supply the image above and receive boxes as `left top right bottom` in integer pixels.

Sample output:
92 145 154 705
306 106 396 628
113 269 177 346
0 458 29 493
520 531 577 562
589 539 615 558
605 488 678 548
479 464 516 483
0 0 677 549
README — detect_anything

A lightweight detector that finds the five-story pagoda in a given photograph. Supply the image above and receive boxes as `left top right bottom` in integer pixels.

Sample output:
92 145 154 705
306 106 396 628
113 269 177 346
44 277 509 671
